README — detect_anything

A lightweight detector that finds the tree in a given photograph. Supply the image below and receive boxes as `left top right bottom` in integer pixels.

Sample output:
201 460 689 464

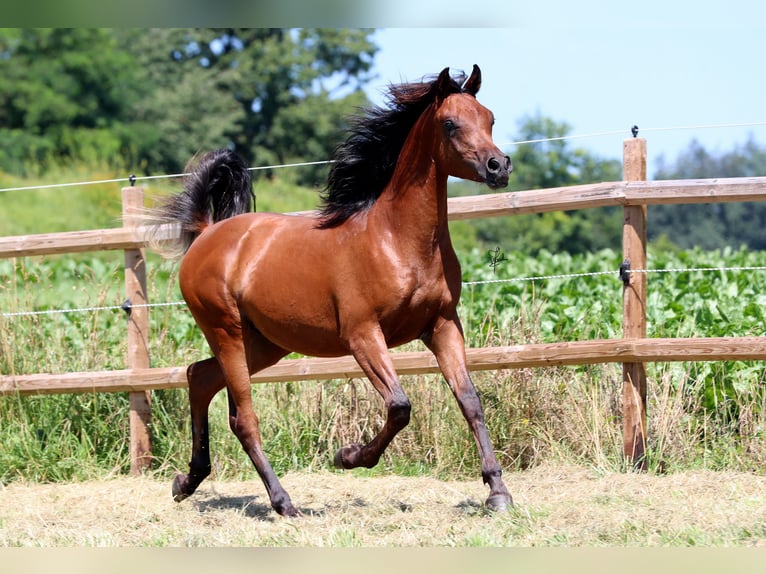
450 113 623 255
0 29 146 173
121 28 377 182
651 137 766 250
0 28 378 182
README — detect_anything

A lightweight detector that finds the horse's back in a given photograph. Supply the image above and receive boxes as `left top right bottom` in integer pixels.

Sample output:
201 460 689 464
178 211 319 303
183 211 316 262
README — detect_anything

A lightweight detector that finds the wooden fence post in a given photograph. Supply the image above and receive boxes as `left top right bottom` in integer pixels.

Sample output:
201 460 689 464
622 135 648 469
122 185 152 474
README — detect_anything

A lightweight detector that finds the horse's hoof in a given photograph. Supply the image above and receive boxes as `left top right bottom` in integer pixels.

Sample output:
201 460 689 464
279 505 302 518
333 444 362 469
485 493 513 512
333 448 347 469
172 474 190 503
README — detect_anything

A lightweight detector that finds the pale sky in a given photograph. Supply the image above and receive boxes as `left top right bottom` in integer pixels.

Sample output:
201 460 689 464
364 3 766 176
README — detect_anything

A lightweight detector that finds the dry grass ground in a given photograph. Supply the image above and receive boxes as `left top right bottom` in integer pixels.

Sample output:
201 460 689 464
3 464 766 547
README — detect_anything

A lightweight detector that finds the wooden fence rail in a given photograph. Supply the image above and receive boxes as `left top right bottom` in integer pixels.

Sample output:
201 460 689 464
2 137 766 472
4 337 766 396
4 177 766 258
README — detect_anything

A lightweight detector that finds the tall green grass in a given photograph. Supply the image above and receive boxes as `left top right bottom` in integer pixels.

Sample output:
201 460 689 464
3 245 766 484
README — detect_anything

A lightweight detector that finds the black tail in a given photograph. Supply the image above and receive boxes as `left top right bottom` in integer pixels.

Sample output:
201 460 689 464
160 149 254 253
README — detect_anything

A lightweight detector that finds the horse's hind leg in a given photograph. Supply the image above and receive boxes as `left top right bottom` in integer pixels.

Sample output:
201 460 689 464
172 357 225 502
334 326 412 469
225 381 298 517
220 331 299 517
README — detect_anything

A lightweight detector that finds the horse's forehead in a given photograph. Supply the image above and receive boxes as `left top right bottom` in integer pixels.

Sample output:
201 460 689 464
437 93 492 120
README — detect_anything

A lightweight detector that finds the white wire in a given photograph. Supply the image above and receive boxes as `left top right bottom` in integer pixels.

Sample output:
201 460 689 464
5 265 766 319
249 159 334 171
627 265 766 275
498 129 628 148
641 121 766 134
498 122 766 149
0 160 338 194
464 270 616 286
0 300 186 318
0 176 139 193
465 265 766 288
2 121 766 194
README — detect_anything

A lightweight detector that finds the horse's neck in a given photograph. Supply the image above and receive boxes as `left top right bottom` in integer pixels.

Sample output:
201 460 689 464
372 161 449 250
371 117 450 252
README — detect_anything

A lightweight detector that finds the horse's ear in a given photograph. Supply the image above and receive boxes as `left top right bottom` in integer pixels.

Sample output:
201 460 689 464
435 67 453 101
462 64 481 96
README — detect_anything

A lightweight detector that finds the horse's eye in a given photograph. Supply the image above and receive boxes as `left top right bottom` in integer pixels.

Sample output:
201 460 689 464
444 120 458 136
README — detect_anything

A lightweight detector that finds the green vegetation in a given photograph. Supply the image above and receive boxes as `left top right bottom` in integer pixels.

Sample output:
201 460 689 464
0 29 376 187
3 238 766 484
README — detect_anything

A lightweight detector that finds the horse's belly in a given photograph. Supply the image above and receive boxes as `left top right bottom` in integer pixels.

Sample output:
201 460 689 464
259 324 348 357
241 284 444 357
240 294 349 357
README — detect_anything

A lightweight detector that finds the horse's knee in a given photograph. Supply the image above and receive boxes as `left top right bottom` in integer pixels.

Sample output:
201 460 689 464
389 399 411 429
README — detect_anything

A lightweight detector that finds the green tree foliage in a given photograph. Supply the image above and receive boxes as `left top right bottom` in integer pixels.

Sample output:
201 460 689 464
651 137 766 250
115 28 376 183
0 29 146 173
451 112 623 256
0 28 377 184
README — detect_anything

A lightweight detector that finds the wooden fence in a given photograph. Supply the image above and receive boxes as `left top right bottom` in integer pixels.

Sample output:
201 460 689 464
3 137 766 473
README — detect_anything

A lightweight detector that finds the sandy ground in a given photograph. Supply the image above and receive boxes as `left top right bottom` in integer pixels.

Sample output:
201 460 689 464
3 464 766 547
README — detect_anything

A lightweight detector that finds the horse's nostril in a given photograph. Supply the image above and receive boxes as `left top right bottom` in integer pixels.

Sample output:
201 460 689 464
487 157 501 172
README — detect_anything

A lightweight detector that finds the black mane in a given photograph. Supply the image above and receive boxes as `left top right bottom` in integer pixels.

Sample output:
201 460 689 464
316 70 470 229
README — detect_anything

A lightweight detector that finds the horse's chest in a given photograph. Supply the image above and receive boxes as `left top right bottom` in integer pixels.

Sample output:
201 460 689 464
406 277 448 311
376 272 453 342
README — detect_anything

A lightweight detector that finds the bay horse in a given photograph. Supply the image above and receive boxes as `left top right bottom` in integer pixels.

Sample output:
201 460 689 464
158 65 513 517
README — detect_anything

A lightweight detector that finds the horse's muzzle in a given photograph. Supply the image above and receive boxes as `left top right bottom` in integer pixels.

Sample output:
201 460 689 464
485 155 512 189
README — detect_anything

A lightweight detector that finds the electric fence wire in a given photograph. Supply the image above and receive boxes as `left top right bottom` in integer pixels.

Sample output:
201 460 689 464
4 265 766 319
2 120 766 194
4 119 766 318
0 300 187 319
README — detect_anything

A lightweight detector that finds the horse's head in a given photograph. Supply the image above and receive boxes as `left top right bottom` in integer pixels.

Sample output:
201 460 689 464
432 65 512 189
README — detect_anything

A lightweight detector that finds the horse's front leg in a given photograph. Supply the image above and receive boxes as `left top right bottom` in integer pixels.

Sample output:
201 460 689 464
334 326 411 469
423 315 513 511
